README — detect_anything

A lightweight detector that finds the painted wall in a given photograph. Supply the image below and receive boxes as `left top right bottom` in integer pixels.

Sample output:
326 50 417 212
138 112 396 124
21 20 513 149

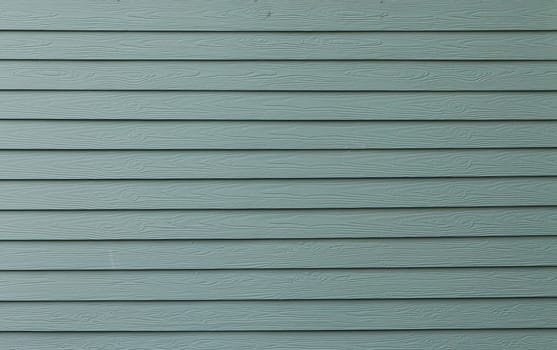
0 0 556 348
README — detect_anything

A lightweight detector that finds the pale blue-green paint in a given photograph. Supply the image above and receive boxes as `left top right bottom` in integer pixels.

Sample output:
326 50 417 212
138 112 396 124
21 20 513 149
0 0 555 348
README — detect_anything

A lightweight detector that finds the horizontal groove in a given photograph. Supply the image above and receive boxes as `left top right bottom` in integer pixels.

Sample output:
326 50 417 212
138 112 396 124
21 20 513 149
3 89 557 93
3 207 543 211
4 297 556 302
1 90 555 95
0 119 555 125
1 329 555 334
1 297 555 302
0 120 556 123
2 266 556 272
1 147 556 150
2 235 556 242
0 176 555 181
2 119 556 122
8 59 557 62
1 59 556 62
0 205 554 212
0 147 556 151
0 29 555 33
2 30 557 33
2 236 556 242
1 328 556 333
0 176 553 181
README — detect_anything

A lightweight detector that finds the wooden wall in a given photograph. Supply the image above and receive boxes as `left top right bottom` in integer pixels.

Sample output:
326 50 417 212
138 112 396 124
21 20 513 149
1 0 556 348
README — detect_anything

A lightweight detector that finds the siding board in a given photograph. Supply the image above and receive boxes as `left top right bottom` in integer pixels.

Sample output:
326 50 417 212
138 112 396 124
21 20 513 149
0 150 555 179
1 0 555 343
1 121 556 149
1 61 556 91
0 207 553 240
1 91 555 120
1 238 555 270
0 178 554 210
1 299 555 331
2 32 556 60
1 268 556 300
3 330 557 350
2 0 555 31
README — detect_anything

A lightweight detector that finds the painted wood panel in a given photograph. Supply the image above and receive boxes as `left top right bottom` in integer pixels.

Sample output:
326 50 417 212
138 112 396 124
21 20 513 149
0 207 553 240
1 61 556 91
1 238 555 270
2 0 555 31
0 150 555 179
1 91 555 120
1 0 555 342
1 268 556 300
1 121 555 149
0 178 554 210
2 330 556 350
2 32 556 60
1 299 555 331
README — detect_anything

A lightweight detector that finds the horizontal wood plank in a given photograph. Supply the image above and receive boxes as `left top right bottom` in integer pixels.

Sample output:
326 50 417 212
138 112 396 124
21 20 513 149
1 61 556 91
0 178 554 209
4 0 557 339
0 207 554 240
1 299 555 330
1 121 556 149
2 330 556 350
0 150 555 179
1 268 556 300
1 91 555 120
1 238 555 270
1 0 555 31
1 31 556 60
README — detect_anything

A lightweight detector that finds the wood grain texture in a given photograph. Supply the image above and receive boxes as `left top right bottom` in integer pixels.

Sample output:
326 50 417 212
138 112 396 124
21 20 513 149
0 149 555 179
1 238 555 270
1 268 556 300
1 91 555 120
3 0 557 340
2 330 556 350
1 121 556 149
1 0 555 31
0 207 554 240
2 31 556 60
1 61 556 91
1 299 555 331
0 178 555 210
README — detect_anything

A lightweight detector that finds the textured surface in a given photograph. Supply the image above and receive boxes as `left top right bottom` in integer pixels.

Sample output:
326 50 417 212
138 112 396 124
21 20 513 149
1 91 555 120
2 32 556 60
1 238 556 269
1 0 556 347
2 0 556 31
0 178 556 209
1 299 556 331
1 121 556 149
0 208 555 240
1 150 557 179
1 61 557 91
2 331 557 350
1 268 557 300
